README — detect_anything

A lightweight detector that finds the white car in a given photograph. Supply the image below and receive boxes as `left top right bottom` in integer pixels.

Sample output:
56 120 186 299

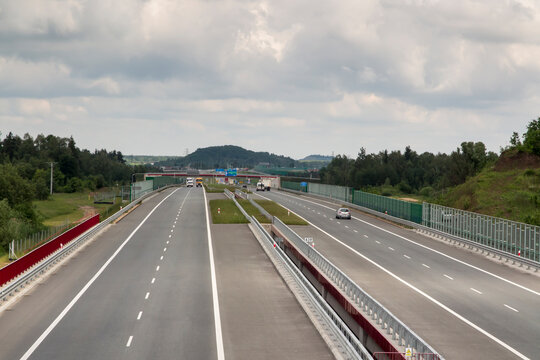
336 208 351 219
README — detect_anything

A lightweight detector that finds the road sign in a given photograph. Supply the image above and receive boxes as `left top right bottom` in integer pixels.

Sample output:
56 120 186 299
405 348 412 359
300 182 307 187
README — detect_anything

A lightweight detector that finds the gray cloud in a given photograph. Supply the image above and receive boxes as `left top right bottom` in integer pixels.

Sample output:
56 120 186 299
0 0 539 158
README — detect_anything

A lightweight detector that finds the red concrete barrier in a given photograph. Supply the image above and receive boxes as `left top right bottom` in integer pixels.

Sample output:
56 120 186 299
272 224 406 359
0 214 100 287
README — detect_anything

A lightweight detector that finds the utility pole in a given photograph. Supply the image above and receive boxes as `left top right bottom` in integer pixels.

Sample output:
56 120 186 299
47 162 56 195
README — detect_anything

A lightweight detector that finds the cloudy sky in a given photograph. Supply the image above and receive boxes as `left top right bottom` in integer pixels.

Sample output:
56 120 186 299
1 0 539 159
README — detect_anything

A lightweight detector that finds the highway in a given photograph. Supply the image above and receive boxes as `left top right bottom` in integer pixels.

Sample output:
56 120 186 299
254 189 540 360
0 187 332 360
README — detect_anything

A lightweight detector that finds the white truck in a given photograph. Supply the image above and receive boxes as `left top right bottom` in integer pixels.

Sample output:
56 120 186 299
256 178 271 191
186 177 194 187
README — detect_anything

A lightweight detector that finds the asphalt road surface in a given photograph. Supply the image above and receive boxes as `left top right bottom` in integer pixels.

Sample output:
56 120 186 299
254 189 540 360
0 187 333 360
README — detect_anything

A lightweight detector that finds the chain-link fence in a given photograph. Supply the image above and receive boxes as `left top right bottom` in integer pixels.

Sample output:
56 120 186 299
423 203 540 262
9 220 71 259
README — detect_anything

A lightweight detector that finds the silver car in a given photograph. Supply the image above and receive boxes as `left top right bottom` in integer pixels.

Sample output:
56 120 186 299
336 208 351 219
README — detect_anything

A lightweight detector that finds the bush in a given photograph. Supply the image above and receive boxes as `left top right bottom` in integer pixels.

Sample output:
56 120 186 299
419 186 433 197
398 181 412 194
65 177 83 193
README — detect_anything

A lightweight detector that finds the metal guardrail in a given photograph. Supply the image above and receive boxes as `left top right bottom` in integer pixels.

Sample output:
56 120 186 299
231 196 373 359
273 217 442 358
280 188 540 272
0 185 177 302
248 197 272 221
234 189 248 200
224 188 234 199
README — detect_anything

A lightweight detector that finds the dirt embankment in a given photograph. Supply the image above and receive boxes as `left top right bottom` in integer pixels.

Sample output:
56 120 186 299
494 151 540 171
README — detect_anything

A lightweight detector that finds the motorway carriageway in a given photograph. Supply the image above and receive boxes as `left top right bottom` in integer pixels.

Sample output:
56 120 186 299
0 187 333 360
254 189 540 360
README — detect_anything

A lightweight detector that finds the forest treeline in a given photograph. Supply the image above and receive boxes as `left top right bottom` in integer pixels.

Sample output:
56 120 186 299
320 118 540 196
0 132 155 251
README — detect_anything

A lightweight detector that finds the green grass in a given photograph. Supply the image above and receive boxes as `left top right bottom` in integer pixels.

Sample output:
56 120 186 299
33 191 125 226
237 199 271 223
209 199 249 224
203 183 238 193
431 168 540 225
254 200 308 225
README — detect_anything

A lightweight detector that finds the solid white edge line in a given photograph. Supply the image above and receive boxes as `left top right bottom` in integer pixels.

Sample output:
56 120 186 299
126 336 133 347
19 188 181 360
273 190 540 297
203 187 225 360
255 191 530 360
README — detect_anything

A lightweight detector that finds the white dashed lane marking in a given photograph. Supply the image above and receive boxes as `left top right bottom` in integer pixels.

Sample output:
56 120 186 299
126 336 133 347
470 288 482 295
422 264 431 269
444 274 454 280
151 278 155 284
137 311 143 320
156 266 160 271
504 304 519 313
145 292 150 300
403 254 411 259
388 247 395 251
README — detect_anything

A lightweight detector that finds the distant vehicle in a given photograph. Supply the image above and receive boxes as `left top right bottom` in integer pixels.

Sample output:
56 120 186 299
186 177 194 187
242 184 247 188
257 178 271 191
196 177 203 187
336 208 351 219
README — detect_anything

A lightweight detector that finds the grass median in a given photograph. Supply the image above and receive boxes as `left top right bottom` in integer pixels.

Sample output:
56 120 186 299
237 199 271 223
209 199 249 224
254 199 308 225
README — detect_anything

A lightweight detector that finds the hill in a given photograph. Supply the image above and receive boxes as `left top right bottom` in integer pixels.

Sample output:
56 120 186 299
299 154 333 162
125 155 182 166
431 151 540 225
154 145 296 169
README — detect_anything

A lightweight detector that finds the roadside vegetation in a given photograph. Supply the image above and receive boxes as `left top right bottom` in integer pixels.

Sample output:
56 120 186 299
317 118 540 226
209 199 249 224
237 199 271 223
203 183 238 193
254 200 307 225
0 131 156 255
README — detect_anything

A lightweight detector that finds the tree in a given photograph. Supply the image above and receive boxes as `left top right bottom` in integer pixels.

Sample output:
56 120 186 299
523 117 540 155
